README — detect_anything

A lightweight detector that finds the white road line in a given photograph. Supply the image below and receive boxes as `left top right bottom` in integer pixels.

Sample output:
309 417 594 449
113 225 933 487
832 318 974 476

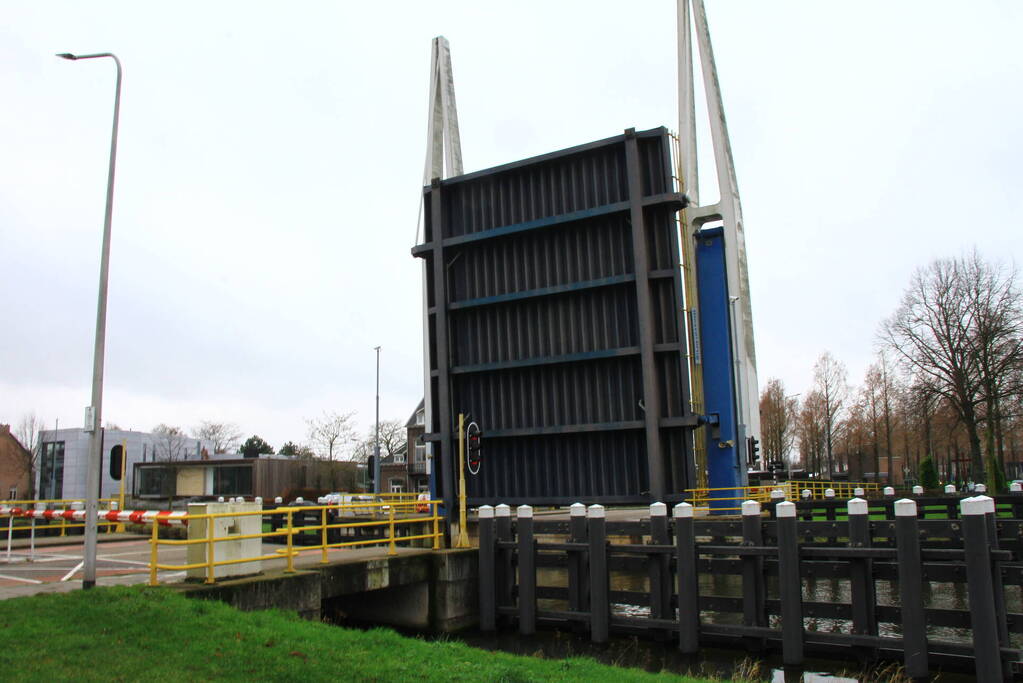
61 561 84 582
99 550 153 559
98 558 149 567
0 573 43 585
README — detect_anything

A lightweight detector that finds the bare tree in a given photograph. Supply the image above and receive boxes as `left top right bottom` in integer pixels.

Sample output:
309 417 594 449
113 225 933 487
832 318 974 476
759 379 797 466
13 413 42 499
152 424 187 461
352 419 407 463
306 411 357 461
964 252 1023 485
796 390 827 477
812 351 848 477
192 420 243 454
881 253 1021 484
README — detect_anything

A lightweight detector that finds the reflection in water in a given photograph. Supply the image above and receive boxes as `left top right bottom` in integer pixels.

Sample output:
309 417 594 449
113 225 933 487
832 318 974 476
527 566 986 681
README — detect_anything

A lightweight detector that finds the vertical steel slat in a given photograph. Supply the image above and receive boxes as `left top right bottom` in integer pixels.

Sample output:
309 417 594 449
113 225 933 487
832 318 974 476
624 128 666 501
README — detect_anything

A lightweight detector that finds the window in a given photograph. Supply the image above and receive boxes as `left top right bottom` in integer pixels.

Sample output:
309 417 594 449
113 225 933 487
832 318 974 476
389 478 404 494
417 481 430 493
137 468 170 497
415 410 424 426
414 442 426 463
8 487 17 500
213 466 253 495
39 441 65 500
393 452 405 464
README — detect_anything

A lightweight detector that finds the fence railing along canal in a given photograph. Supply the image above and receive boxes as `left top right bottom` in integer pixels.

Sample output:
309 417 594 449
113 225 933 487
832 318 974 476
477 495 1023 679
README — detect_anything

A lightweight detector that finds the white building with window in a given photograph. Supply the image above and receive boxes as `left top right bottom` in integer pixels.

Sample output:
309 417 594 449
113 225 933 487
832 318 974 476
36 428 215 502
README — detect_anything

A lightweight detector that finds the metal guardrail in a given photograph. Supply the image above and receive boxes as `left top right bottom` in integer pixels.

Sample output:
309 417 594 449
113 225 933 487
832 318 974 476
786 480 883 500
682 481 884 513
147 499 446 586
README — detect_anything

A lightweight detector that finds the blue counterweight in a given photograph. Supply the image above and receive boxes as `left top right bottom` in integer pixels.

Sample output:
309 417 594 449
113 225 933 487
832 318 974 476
694 226 747 510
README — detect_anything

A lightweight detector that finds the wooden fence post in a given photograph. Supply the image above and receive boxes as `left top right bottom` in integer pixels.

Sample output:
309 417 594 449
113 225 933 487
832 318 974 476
894 499 928 678
588 504 609 643
847 497 877 663
495 503 512 623
674 502 699 654
741 500 766 650
961 496 1004 682
478 505 496 632
980 495 1010 648
516 505 535 636
776 501 803 666
649 502 670 638
568 502 588 619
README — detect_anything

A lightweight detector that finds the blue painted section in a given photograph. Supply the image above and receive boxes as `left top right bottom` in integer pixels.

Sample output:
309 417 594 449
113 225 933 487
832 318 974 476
694 227 743 510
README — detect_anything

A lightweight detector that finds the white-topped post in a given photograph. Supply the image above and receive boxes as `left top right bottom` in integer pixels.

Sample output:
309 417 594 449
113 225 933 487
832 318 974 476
674 502 694 518
894 498 917 517
884 487 895 497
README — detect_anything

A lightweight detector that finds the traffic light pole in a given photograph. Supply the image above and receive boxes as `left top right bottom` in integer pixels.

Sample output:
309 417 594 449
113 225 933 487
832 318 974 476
455 413 470 548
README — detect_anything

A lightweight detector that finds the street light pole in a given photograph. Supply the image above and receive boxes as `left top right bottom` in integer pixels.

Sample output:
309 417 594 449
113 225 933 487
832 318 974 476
374 346 381 495
57 51 122 590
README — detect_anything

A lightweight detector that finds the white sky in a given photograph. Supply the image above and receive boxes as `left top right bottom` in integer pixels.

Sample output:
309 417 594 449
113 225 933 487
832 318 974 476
2 1 1021 450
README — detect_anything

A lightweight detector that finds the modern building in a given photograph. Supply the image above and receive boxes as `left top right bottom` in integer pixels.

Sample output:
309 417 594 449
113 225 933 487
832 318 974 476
36 428 215 502
133 457 360 502
0 424 33 500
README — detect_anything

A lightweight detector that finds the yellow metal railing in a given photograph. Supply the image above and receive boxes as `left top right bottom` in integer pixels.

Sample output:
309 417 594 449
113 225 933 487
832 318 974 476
682 480 883 513
682 483 800 513
147 499 445 586
787 480 882 499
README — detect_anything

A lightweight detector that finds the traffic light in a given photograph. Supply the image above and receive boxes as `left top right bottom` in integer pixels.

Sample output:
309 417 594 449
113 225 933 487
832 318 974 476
747 436 760 468
466 421 482 474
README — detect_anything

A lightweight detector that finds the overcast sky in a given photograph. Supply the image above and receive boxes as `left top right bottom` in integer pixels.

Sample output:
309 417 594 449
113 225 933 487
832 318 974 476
2 1 1021 451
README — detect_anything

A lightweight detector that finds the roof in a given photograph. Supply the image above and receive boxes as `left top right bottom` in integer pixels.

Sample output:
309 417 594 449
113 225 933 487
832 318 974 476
405 398 425 428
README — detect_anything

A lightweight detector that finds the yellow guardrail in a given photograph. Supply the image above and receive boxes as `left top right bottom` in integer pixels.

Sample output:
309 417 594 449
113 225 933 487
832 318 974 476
682 480 884 513
148 499 445 586
682 483 800 513
787 480 882 499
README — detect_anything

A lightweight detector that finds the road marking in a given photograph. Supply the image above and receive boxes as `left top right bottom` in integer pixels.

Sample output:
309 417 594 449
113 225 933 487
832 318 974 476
61 562 84 582
0 573 43 584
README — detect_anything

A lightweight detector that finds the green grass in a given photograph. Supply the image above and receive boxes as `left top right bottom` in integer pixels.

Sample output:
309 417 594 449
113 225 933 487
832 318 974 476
0 586 720 682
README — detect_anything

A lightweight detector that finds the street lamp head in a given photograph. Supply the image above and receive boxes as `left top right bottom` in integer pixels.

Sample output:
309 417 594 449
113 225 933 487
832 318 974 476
56 53 78 60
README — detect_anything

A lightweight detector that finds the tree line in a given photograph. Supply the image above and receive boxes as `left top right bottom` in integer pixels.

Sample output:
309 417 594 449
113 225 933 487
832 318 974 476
760 251 1023 491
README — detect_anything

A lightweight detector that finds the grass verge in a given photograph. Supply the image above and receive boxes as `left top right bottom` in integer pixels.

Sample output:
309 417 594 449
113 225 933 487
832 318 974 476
0 586 722 682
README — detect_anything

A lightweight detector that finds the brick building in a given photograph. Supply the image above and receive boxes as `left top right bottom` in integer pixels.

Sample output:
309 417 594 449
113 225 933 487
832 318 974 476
0 424 33 500
376 399 429 494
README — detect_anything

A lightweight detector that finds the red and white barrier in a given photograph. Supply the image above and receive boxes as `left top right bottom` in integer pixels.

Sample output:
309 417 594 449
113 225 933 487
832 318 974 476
0 507 188 527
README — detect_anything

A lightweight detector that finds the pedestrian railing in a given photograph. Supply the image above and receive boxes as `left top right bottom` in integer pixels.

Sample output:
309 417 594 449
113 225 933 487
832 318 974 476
787 480 882 499
147 499 445 586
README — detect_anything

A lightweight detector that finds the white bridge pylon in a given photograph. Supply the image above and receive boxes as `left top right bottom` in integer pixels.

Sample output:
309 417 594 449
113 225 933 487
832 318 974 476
677 0 761 460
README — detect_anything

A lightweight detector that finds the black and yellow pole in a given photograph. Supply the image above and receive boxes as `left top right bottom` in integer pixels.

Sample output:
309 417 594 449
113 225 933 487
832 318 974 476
455 413 470 548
